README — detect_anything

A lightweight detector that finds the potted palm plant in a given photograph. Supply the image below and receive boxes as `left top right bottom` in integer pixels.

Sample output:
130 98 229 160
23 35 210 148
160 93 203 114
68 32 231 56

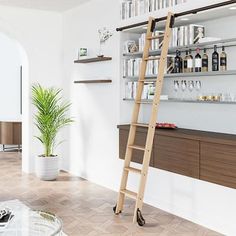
32 84 73 181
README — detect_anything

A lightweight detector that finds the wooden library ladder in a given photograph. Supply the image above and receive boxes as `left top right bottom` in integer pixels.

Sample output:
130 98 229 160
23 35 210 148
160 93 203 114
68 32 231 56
113 12 175 226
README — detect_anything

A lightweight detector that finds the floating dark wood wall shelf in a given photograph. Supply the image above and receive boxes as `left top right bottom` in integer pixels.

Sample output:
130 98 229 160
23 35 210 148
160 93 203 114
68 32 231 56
74 80 112 84
74 57 112 64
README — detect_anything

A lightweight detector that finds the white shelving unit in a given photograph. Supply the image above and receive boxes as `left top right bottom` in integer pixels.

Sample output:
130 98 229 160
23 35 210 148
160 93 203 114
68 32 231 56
120 4 236 106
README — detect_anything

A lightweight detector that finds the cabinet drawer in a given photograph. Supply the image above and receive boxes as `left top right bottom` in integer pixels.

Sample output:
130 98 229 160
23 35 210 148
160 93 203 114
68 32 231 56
154 135 200 178
119 128 154 166
200 142 236 189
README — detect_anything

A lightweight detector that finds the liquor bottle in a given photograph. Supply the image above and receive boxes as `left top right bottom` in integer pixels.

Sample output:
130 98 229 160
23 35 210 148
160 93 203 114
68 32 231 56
174 50 182 73
202 48 208 72
212 45 219 71
220 46 227 71
187 49 193 73
183 50 188 73
195 48 202 72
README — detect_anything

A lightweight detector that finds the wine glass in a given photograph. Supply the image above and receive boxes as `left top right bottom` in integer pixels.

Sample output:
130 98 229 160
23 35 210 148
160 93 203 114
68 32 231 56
188 80 194 100
195 81 202 92
181 80 187 100
181 80 187 91
174 80 179 92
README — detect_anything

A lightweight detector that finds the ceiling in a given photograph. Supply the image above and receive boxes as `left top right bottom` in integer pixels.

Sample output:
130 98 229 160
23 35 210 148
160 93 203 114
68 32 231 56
0 0 88 12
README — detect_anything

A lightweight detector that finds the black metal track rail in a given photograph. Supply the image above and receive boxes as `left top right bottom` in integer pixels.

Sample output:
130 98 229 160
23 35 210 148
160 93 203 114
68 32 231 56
116 0 236 31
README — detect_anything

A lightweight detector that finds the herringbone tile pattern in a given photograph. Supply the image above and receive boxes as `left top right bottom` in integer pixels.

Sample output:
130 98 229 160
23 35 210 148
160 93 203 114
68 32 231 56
0 152 222 236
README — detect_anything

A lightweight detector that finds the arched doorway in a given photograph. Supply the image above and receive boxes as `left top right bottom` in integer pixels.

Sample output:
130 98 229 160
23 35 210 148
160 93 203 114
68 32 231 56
0 31 29 173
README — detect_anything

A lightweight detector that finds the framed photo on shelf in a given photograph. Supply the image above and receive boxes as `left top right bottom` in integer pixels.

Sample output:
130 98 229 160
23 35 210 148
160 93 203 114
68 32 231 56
78 48 88 58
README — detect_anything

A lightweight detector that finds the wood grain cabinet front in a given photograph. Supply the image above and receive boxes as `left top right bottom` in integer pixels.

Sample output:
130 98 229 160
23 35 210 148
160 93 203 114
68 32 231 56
0 122 22 145
119 128 154 166
118 125 236 189
200 142 236 189
153 135 200 179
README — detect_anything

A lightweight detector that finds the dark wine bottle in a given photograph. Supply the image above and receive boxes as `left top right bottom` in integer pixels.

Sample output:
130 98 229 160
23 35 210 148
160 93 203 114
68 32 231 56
202 48 208 72
183 50 188 73
220 46 227 71
187 49 193 73
174 50 182 73
212 45 219 71
195 48 202 72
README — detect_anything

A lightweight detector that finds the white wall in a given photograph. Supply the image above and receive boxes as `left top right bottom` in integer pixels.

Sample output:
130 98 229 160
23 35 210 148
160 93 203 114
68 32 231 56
62 1 236 235
0 6 63 172
0 33 22 122
62 0 121 186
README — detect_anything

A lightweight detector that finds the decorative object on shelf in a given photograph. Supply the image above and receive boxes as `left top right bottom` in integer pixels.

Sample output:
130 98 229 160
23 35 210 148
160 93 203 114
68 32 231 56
198 95 221 102
123 40 137 53
156 123 177 129
32 84 74 181
98 27 113 57
78 48 88 58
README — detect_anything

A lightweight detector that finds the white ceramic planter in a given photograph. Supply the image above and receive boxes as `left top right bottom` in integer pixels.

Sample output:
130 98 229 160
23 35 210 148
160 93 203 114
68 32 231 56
36 156 59 181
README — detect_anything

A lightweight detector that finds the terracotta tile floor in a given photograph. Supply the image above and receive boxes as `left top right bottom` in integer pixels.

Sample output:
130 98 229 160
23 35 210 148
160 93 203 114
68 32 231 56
0 152 222 236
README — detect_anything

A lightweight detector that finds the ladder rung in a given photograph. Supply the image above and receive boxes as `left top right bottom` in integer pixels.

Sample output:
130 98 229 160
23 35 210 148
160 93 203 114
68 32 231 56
132 123 149 128
147 34 164 40
124 167 142 174
136 100 152 104
128 145 146 151
120 189 137 199
144 55 174 61
139 79 155 83
144 56 160 61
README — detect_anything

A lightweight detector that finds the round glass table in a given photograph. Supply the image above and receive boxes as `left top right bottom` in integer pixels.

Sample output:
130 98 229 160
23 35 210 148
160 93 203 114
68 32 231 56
0 209 63 236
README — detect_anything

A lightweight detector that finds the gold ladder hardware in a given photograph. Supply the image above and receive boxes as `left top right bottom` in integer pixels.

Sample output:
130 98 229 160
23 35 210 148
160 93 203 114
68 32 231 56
114 12 175 227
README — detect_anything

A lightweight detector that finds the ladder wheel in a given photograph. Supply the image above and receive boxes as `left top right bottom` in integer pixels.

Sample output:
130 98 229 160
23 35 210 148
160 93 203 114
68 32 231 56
137 209 145 226
113 204 121 215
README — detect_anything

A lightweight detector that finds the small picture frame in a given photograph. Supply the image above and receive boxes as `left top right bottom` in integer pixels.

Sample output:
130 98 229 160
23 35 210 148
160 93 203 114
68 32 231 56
79 48 88 58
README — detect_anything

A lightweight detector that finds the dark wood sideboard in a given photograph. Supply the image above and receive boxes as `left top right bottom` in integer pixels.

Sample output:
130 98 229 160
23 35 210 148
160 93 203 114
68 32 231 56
0 122 22 149
118 125 236 189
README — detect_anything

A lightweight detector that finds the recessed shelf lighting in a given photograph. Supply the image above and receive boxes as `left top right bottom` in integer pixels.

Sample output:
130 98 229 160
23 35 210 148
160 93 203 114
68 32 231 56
229 6 236 10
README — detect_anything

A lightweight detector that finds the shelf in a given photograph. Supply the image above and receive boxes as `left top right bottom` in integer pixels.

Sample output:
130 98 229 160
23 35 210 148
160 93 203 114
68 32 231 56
74 80 112 84
123 98 236 105
118 1 236 32
74 57 112 63
123 38 236 58
124 70 236 81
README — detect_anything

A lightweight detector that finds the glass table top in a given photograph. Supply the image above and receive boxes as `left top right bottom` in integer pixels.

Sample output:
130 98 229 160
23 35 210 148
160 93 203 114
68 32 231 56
0 200 63 236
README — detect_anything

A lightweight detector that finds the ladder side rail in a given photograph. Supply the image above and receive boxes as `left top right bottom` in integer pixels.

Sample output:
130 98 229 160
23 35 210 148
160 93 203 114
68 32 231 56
115 17 155 214
133 12 174 222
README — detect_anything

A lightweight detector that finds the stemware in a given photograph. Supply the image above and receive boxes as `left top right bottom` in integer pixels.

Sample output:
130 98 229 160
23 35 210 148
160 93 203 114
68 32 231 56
195 81 202 91
181 80 187 91
174 80 179 92
188 80 194 92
